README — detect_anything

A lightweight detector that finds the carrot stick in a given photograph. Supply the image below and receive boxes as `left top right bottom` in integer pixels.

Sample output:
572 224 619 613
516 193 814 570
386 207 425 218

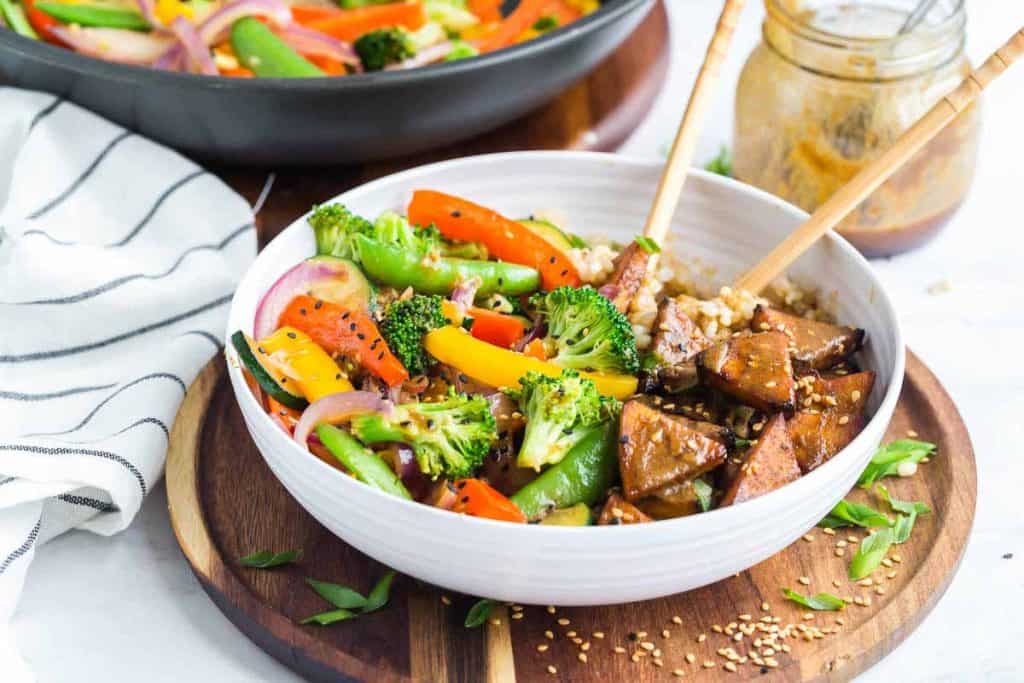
306 2 425 42
407 190 580 291
468 0 502 23
479 0 546 52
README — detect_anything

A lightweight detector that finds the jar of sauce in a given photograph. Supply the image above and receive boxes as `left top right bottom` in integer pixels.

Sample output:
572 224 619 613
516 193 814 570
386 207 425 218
733 0 979 257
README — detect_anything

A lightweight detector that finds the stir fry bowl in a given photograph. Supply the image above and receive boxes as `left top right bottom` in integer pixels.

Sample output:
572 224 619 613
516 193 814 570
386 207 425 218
226 152 905 606
0 0 653 165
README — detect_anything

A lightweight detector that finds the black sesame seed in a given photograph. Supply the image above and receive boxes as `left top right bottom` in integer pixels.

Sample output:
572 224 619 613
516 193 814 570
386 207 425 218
357 333 366 340
456 481 467 489
619 435 630 444
426 419 435 428
628 632 638 641
377 351 384 360
549 256 557 264
460 496 469 504
560 269 568 276
314 300 323 310
300 308 307 316
335 373 342 380
451 210 461 218
342 311 350 320
498 278 504 286
286 332 297 339
257 346 266 354
349 323 357 331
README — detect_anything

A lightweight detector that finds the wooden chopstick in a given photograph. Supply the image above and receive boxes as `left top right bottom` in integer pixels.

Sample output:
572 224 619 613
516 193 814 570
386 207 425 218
640 0 747 247
734 26 1024 294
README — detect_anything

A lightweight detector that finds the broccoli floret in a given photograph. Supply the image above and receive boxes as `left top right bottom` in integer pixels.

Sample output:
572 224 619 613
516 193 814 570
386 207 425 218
309 204 375 260
380 295 448 375
531 286 640 375
351 391 497 479
373 211 440 254
355 28 415 71
511 370 620 470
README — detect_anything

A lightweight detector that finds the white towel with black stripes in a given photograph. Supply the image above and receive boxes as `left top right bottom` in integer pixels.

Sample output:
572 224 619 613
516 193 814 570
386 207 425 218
0 88 257 677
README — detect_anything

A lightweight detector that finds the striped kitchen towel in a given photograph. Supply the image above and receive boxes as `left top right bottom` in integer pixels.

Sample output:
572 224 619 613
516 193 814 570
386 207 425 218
0 88 257 672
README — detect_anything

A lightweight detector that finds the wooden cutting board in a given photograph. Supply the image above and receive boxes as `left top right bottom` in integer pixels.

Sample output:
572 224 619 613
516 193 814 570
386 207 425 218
166 350 975 683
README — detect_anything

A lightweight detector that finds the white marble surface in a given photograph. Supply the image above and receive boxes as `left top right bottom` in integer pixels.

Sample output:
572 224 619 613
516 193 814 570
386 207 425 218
11 1 1024 681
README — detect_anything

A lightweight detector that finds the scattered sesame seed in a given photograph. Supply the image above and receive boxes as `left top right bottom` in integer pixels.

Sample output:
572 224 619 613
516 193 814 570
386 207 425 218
593 631 605 639
823 528 836 536
673 668 686 677
537 644 548 652
641 642 655 651
566 630 576 638
440 595 451 605
833 578 842 587
738 614 752 622
489 618 501 626
798 576 811 586
697 633 707 643
672 615 683 625
653 658 664 667
761 602 771 611
557 618 570 626
578 653 587 663
581 642 591 651
512 612 524 620
724 662 738 673
614 646 626 654
547 606 557 614
631 654 641 663
662 629 671 638
803 534 815 543
712 625 723 633
547 665 557 675
686 653 696 664
544 630 554 640
907 429 919 438
835 549 846 557
702 661 715 669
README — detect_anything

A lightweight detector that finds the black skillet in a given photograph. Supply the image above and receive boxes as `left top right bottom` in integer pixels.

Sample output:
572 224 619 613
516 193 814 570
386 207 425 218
0 0 655 165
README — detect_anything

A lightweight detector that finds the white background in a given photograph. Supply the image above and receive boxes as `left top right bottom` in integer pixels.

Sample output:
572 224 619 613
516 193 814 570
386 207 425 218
12 1 1024 680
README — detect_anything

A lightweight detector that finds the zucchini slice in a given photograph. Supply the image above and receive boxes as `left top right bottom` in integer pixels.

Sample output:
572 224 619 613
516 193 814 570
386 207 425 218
231 330 308 410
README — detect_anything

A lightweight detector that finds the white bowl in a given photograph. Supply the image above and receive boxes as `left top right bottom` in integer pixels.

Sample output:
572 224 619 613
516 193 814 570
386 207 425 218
225 152 904 606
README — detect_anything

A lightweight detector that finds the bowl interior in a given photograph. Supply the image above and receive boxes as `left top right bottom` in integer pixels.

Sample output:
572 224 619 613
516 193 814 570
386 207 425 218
224 151 905 602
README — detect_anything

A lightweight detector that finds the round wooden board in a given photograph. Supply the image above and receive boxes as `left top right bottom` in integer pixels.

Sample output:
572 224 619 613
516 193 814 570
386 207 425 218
210 0 670 246
166 350 976 683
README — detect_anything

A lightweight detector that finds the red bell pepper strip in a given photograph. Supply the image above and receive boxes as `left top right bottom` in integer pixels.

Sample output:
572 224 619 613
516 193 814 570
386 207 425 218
23 0 63 44
452 479 527 523
465 306 527 349
305 2 425 42
478 0 546 52
279 294 410 387
408 190 580 291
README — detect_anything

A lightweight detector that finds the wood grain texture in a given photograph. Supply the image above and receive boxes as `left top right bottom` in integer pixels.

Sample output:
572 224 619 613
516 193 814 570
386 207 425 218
211 1 670 250
734 25 1024 294
166 351 976 682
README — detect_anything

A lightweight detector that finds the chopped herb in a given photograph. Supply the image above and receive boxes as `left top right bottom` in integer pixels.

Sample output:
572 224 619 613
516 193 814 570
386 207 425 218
305 578 369 610
849 527 894 580
704 145 732 177
465 598 498 628
733 438 755 448
238 549 301 568
892 514 916 544
694 478 714 513
362 570 397 613
634 236 661 254
873 483 931 544
818 499 890 529
781 588 846 611
858 439 936 486
532 15 558 31
301 608 358 625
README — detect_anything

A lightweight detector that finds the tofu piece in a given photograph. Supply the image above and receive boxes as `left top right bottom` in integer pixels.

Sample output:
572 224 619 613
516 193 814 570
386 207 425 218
651 298 710 365
751 306 865 371
787 411 866 473
635 479 703 520
603 241 649 313
696 331 796 412
797 371 875 414
618 400 729 501
597 493 653 525
720 414 801 506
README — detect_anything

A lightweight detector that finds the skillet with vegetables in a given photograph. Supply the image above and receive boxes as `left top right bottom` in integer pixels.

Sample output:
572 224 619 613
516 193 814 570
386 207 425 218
234 190 875 525
0 0 598 76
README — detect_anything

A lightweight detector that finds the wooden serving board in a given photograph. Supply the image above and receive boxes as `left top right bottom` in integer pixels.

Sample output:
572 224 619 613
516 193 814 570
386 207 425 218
166 351 975 683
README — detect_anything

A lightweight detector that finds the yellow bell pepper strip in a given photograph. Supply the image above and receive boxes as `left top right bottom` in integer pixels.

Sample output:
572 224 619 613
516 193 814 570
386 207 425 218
258 326 353 402
155 0 194 24
423 326 637 399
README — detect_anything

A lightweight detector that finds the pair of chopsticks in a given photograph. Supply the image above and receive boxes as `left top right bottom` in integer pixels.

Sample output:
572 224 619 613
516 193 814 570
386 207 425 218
642 0 1024 294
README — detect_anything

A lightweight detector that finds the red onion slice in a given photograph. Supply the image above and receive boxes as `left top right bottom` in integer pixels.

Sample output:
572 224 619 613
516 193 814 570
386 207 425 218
254 258 354 339
197 0 292 46
153 44 184 70
385 41 453 70
426 481 458 510
134 0 164 31
292 391 392 449
170 17 217 75
449 275 481 308
51 27 175 64
274 24 359 68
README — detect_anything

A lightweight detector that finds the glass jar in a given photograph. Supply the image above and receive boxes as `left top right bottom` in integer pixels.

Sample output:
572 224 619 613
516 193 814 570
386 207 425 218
733 0 979 257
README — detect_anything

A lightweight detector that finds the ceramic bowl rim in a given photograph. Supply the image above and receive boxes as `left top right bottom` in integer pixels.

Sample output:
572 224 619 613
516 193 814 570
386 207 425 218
225 150 906 539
